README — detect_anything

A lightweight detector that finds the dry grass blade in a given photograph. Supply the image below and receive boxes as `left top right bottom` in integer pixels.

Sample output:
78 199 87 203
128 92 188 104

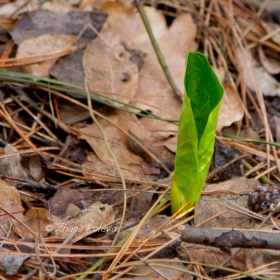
0 44 86 68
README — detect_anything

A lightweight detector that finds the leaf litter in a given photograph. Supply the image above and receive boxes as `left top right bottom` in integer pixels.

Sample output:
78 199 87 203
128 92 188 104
0 0 279 279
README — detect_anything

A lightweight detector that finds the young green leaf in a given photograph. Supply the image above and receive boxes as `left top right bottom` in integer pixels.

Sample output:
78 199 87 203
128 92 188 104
171 52 224 214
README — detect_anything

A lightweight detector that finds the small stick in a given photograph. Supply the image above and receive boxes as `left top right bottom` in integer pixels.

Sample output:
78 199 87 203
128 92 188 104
178 224 280 254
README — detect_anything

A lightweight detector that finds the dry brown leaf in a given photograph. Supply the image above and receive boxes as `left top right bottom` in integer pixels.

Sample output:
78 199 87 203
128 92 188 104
178 243 246 271
83 151 145 181
78 111 144 177
0 248 29 275
131 258 191 280
78 110 172 180
132 12 197 137
13 208 52 238
195 177 259 228
217 84 244 132
101 2 197 137
59 100 90 125
0 180 24 238
49 187 98 216
16 34 76 77
258 45 280 75
83 33 139 105
52 201 114 238
249 248 280 278
0 144 28 179
237 48 280 96
161 135 177 153
101 2 166 53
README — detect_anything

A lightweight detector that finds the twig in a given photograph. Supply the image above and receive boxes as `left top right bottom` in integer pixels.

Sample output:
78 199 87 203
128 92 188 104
178 224 280 254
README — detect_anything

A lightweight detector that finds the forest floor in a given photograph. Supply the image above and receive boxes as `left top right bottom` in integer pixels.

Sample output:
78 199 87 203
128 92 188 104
0 0 280 279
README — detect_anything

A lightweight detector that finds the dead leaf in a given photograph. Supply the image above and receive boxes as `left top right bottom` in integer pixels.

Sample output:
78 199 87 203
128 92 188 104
217 84 244 132
11 10 107 45
49 187 97 216
258 45 280 75
28 155 43 180
132 12 197 137
83 33 139 105
141 161 161 175
178 243 246 271
13 208 52 238
0 180 24 238
195 177 259 228
52 201 114 238
101 3 197 137
59 99 90 125
163 135 177 153
131 258 190 280
79 111 144 176
16 34 76 77
0 144 28 179
78 110 172 180
83 151 145 181
101 2 166 54
237 48 280 96
249 248 280 278
0 248 29 275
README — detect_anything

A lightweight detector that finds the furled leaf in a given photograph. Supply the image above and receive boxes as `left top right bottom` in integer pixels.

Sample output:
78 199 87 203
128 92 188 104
171 52 224 214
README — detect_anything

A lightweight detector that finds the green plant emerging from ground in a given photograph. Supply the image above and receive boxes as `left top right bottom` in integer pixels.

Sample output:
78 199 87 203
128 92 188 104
171 52 224 214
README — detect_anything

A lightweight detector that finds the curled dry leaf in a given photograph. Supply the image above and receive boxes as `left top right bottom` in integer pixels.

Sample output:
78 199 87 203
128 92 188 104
16 34 76 77
83 33 139 105
217 84 244 132
237 48 280 96
258 45 280 75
